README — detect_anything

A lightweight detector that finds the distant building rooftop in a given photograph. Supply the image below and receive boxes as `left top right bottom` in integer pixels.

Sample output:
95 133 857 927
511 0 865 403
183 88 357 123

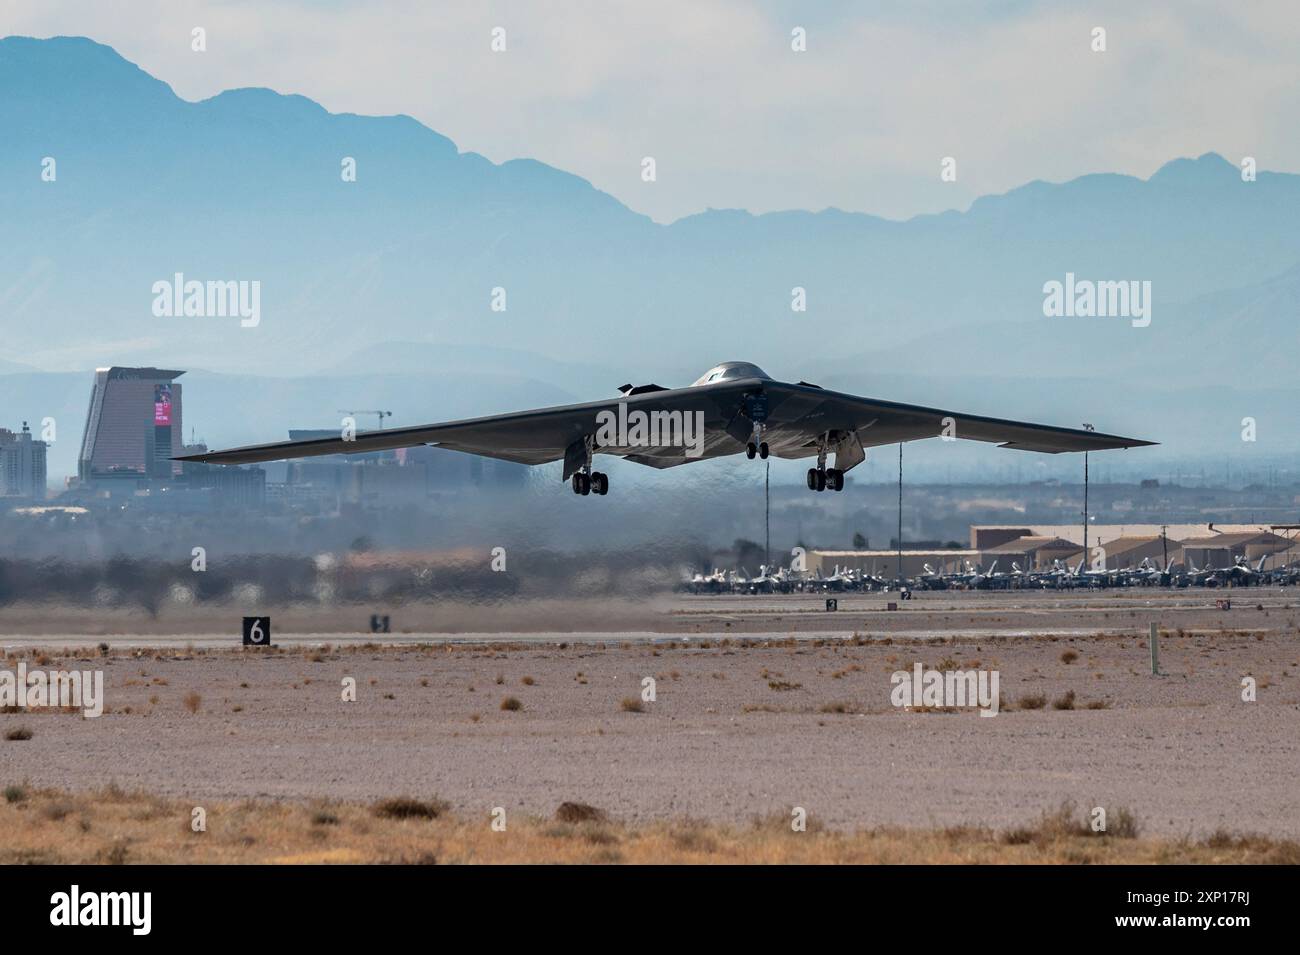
971 523 1292 546
95 367 185 380
982 536 1080 554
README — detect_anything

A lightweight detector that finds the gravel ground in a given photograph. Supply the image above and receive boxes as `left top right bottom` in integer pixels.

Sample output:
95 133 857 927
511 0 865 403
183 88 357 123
3 623 1297 837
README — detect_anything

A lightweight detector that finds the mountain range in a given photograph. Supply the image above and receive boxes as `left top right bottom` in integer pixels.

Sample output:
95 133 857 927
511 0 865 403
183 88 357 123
2 35 1297 481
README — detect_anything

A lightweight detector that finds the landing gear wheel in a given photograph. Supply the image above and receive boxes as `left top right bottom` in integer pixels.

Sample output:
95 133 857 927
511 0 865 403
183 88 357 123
826 468 844 491
759 442 769 460
591 472 608 495
572 473 591 496
746 442 757 460
814 469 826 492
806 468 819 491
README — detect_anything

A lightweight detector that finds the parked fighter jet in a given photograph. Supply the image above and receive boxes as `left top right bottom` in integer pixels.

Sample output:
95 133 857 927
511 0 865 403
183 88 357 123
818 565 858 592
917 563 958 590
1180 560 1221 588
1033 559 1079 589
1211 555 1269 586
684 568 729 594
961 560 1002 589
746 564 792 594
1123 557 1171 587
179 361 1153 496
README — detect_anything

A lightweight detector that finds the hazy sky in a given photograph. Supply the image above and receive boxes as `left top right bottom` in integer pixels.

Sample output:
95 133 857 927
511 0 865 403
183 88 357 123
6 1 1300 222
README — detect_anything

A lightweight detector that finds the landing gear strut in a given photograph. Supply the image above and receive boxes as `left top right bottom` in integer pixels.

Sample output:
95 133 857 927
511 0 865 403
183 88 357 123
746 422 769 460
806 434 845 492
567 434 607 497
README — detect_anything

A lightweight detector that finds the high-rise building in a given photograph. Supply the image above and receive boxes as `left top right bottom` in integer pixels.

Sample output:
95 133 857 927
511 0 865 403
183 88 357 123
77 367 184 481
0 422 48 499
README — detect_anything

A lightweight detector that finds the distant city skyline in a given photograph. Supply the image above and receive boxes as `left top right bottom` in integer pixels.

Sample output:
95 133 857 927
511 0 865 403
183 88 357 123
6 1 1299 223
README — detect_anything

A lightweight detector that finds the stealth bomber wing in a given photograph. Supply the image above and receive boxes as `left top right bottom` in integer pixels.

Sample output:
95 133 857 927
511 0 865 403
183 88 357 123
178 361 1154 495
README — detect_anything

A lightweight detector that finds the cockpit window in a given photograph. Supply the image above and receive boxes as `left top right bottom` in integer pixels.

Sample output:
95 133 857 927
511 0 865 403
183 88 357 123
692 362 770 386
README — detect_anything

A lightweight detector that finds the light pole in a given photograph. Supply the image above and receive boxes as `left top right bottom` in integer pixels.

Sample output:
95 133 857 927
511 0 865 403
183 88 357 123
897 442 904 590
764 459 770 571
1082 423 1095 567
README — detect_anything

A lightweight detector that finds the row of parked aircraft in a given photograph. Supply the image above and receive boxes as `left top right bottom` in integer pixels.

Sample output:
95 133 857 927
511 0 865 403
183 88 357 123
681 555 1299 594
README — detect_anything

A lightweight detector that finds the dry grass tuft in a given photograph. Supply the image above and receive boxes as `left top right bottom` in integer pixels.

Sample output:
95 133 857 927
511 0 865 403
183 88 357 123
1106 807 1141 839
555 801 608 824
1052 690 1076 711
818 701 864 714
182 691 202 714
499 696 523 711
1060 650 1079 664
372 796 449 820
1002 802 1139 845
620 697 644 713
1203 829 1300 864
5 727 34 741
1018 693 1047 710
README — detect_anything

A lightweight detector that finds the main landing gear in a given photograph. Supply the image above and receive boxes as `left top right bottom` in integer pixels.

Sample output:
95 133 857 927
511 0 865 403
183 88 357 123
806 466 844 492
745 422 770 460
568 434 606 496
806 433 844 491
571 470 608 496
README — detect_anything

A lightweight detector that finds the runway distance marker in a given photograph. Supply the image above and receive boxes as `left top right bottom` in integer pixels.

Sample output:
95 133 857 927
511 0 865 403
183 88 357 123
242 616 272 647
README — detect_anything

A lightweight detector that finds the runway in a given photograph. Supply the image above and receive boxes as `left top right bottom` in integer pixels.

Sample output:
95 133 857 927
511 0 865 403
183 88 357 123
1 587 1293 648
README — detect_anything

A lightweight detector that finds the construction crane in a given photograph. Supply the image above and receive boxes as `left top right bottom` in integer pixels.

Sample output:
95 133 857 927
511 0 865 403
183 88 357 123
337 409 392 430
